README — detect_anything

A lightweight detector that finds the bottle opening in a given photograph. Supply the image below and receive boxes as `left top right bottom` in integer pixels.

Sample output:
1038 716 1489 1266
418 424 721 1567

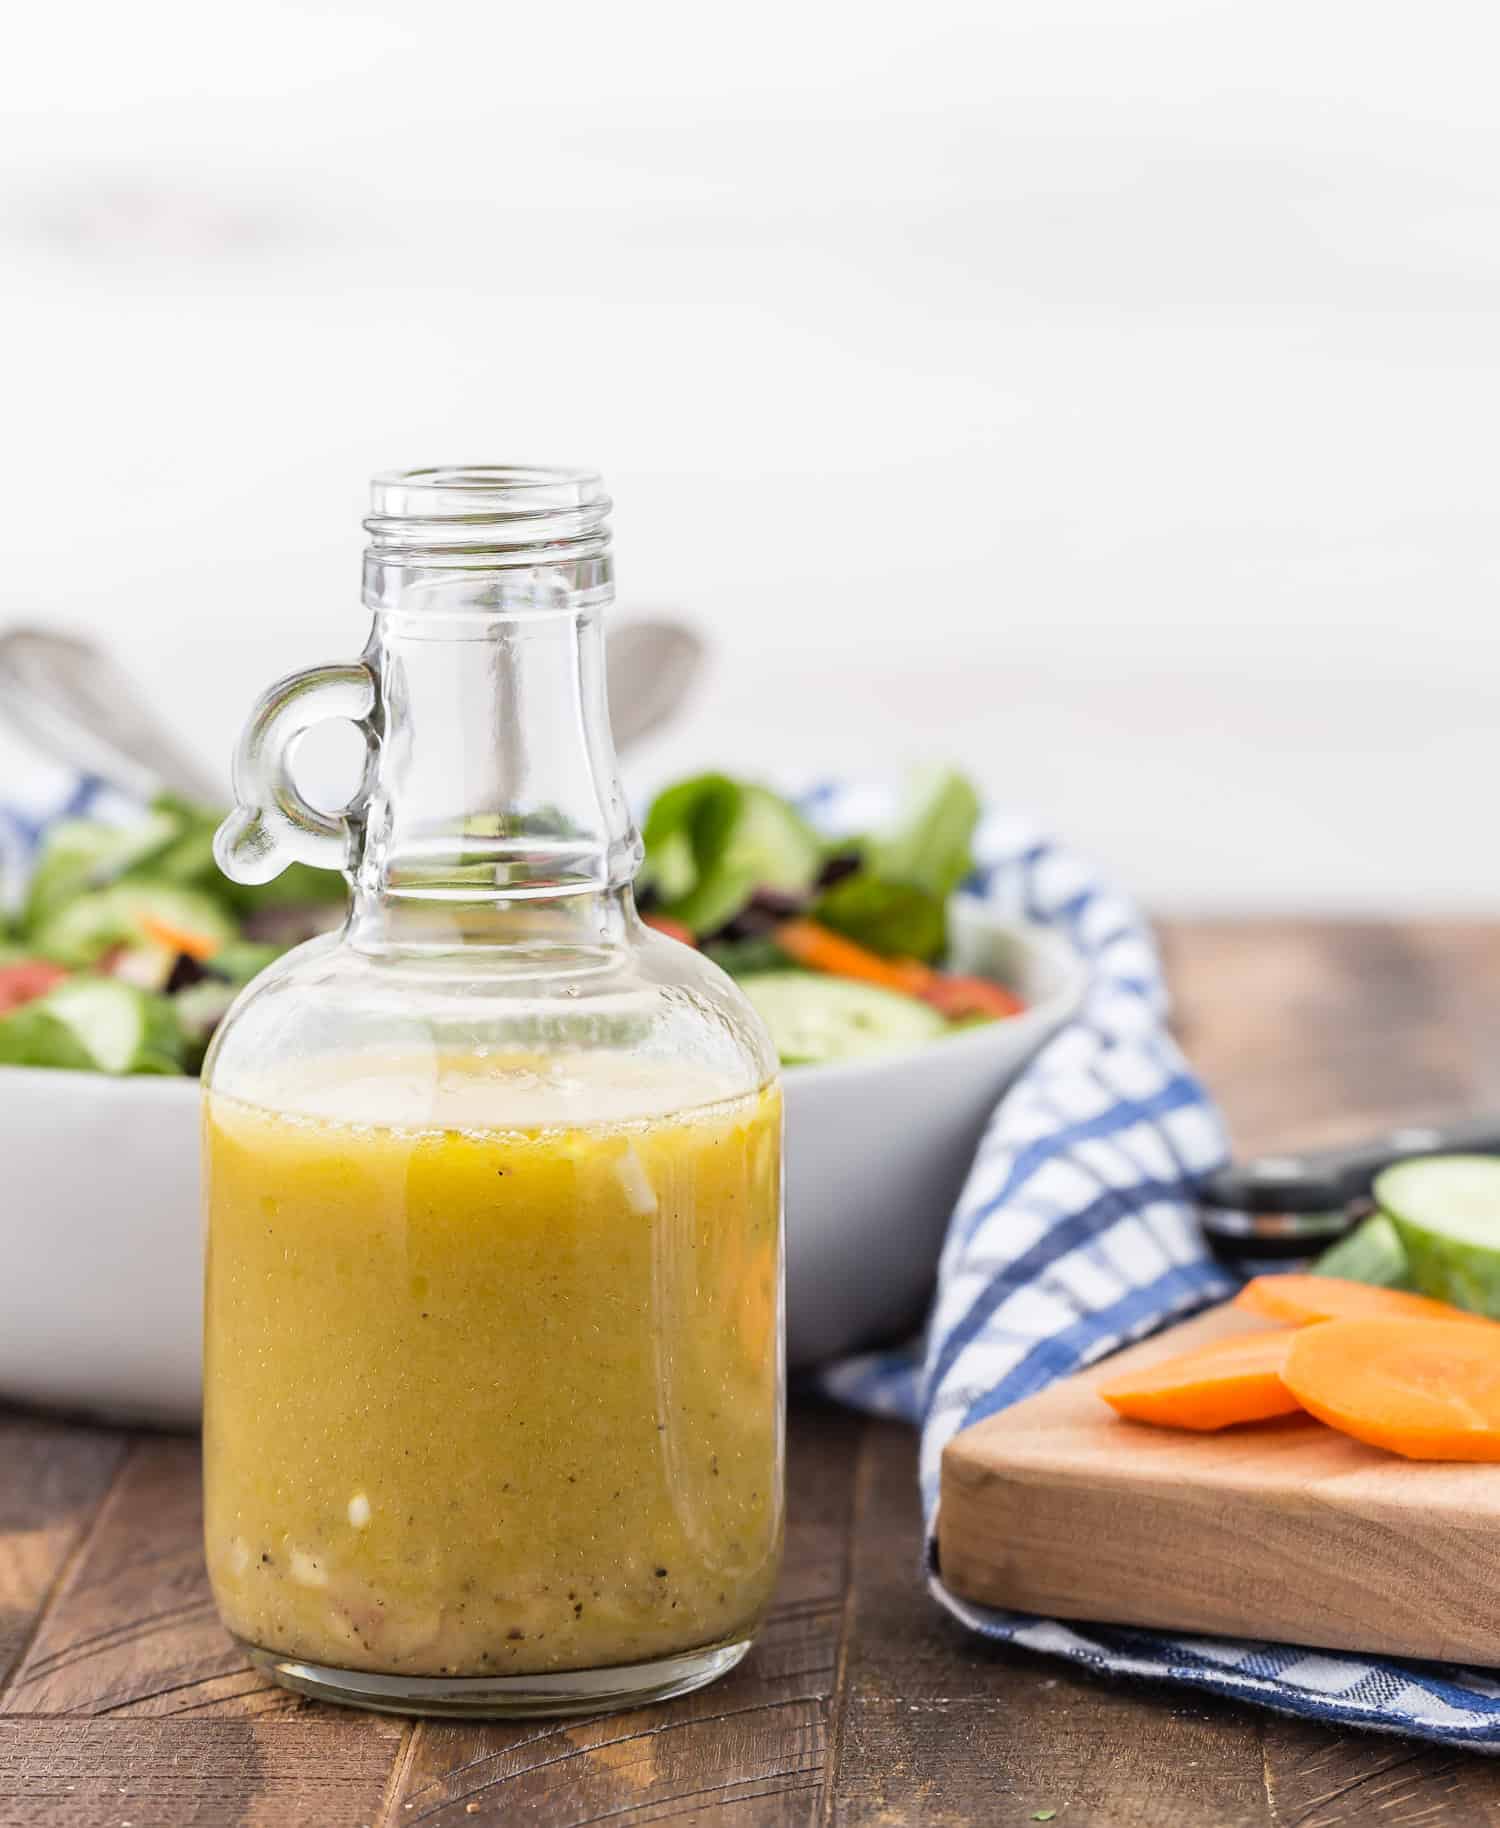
365 465 612 561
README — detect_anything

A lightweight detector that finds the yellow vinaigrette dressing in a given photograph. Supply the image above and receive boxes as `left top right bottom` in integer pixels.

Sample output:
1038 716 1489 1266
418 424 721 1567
204 1058 783 1683
206 466 784 1714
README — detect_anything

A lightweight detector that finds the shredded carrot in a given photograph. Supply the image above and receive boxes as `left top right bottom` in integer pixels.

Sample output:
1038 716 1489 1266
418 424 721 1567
1235 1274 1495 1330
774 919 931 996
1282 1317 1500 1460
137 914 222 961
1099 1329 1302 1431
774 917 1025 1019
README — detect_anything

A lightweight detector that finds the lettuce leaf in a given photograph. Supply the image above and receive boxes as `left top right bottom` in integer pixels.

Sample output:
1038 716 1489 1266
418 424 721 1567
863 768 980 901
23 811 180 929
642 776 822 935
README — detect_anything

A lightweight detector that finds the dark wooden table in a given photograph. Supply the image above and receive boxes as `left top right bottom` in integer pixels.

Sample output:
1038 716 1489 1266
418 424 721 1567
6 920 1500 1826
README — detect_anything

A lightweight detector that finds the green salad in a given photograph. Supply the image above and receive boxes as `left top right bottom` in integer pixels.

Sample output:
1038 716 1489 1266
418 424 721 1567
635 768 1025 1064
0 795 343 1076
0 770 1026 1076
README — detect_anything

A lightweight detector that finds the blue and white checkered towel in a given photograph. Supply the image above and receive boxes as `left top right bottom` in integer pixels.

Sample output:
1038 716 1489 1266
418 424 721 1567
9 771 1500 1747
805 781 1500 1753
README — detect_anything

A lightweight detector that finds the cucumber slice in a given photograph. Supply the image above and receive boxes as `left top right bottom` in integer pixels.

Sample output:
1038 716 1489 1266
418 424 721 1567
739 970 946 1066
46 980 154 1073
0 979 185 1074
1313 1212 1413 1289
33 884 237 968
48 980 184 1074
1375 1155 1500 1317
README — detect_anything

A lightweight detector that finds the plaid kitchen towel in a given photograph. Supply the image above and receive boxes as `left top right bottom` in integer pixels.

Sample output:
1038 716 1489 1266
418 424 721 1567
807 780 1500 1753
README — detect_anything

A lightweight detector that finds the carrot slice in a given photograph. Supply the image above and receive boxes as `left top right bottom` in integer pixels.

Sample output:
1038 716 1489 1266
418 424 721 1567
1282 1317 1500 1460
1099 1329 1302 1431
1235 1274 1495 1330
774 919 931 996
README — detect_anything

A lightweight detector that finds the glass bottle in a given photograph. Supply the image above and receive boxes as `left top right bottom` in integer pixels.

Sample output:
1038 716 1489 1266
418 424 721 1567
201 467 784 1717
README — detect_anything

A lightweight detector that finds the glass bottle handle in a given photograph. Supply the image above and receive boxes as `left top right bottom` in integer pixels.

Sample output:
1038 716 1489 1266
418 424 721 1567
213 661 377 885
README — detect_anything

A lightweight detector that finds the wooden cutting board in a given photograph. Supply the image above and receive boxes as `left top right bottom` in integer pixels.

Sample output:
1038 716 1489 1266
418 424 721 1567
938 1303 1500 1663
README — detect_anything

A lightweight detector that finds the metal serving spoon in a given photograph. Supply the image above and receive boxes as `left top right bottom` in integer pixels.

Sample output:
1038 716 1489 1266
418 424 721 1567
603 618 707 756
0 628 223 804
0 620 706 803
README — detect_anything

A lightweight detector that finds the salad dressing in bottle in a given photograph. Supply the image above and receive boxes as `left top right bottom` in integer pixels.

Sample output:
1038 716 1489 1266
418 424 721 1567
202 467 784 1716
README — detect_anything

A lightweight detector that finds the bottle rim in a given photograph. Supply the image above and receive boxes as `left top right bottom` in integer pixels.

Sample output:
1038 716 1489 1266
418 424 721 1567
364 465 612 558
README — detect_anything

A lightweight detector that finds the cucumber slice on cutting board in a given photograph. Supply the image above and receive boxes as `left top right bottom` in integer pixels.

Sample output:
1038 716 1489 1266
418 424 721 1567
739 970 946 1065
1375 1155 1500 1317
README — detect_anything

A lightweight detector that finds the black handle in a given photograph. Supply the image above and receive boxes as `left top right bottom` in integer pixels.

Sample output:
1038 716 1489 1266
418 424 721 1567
1199 1113 1500 1214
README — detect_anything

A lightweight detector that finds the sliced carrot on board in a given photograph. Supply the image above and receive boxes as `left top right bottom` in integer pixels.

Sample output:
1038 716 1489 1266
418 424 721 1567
1282 1317 1500 1461
1235 1274 1495 1330
1099 1329 1302 1431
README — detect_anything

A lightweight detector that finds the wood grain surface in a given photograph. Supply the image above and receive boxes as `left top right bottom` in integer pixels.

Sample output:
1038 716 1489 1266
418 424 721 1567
6 919 1500 1825
940 1302 1500 1661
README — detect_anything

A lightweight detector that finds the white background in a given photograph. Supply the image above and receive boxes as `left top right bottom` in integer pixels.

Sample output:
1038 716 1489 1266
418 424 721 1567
3 0 1498 910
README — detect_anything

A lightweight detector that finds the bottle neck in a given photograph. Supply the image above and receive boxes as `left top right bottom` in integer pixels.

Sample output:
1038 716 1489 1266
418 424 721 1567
348 597 641 951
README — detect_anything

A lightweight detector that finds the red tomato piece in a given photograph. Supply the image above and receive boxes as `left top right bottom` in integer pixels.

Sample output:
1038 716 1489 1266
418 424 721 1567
0 960 68 1012
643 913 697 947
921 975 1026 1021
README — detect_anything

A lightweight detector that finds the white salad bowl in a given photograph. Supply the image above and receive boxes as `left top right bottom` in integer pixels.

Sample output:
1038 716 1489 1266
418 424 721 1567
0 907 1084 1425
